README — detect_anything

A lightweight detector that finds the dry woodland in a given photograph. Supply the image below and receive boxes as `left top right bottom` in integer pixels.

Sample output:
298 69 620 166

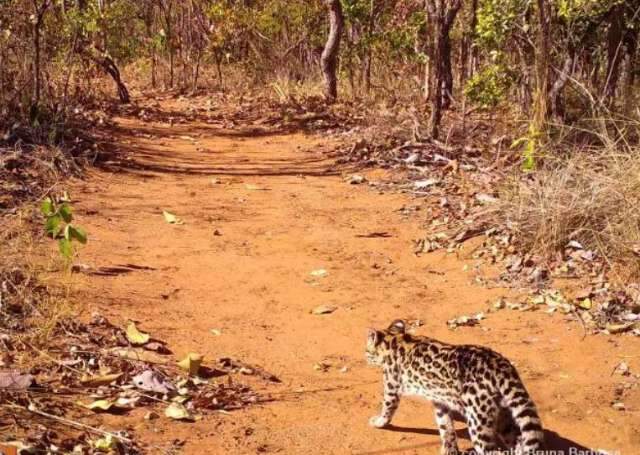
1 1 639 454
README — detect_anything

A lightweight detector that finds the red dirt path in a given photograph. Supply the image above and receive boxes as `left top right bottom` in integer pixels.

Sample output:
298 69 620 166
66 97 639 454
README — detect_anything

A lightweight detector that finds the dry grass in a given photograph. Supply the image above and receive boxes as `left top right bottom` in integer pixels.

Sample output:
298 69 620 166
498 148 640 276
0 213 76 360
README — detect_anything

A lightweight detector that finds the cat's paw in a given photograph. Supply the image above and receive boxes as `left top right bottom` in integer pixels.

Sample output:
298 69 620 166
369 415 389 428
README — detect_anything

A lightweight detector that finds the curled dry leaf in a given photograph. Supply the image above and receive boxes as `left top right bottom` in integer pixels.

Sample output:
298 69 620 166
165 402 195 421
80 372 122 387
447 313 485 329
413 178 439 190
132 370 176 394
94 434 118 451
311 305 337 315
83 399 116 412
126 322 150 345
347 174 366 184
310 269 328 278
0 371 34 389
178 353 204 376
162 210 184 225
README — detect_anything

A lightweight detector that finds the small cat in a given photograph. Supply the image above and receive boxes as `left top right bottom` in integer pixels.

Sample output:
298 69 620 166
366 320 544 454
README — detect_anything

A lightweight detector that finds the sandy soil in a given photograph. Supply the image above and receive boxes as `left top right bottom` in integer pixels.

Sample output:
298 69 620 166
65 97 640 454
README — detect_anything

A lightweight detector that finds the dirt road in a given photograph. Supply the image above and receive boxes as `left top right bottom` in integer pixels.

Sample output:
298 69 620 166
67 97 639 454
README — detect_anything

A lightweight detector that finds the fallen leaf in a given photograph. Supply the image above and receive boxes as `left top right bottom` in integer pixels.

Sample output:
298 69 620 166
447 313 485 329
178 353 203 376
94 434 117 451
578 298 592 310
347 174 366 185
111 348 169 364
413 178 439 190
475 193 498 204
165 402 195 421
313 361 330 372
132 370 176 394
143 341 171 354
84 399 116 412
567 240 584 250
606 322 636 334
245 183 270 191
126 322 150 345
80 373 122 387
613 362 630 376
162 210 184 225
0 371 34 389
612 401 625 411
310 269 328 278
311 305 337 315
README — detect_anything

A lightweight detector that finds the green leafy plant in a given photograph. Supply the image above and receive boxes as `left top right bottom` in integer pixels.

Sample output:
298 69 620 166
41 194 88 261
511 124 542 171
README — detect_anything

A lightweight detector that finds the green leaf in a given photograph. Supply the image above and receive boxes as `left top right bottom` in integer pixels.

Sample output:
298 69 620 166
58 238 73 259
68 225 88 244
41 198 54 216
64 224 71 240
59 203 73 223
45 215 62 238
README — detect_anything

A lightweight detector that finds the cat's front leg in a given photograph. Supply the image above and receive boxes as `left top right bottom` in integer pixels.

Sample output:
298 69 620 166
369 372 400 428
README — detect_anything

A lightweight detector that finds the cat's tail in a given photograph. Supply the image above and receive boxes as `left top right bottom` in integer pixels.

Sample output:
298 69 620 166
500 375 544 454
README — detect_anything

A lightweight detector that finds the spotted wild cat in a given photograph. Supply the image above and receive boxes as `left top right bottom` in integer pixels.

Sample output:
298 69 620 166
366 320 543 454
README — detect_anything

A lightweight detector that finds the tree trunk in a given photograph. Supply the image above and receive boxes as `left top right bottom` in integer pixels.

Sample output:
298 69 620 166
31 0 51 114
460 0 478 86
442 34 453 109
425 0 462 139
362 0 375 93
532 0 551 130
623 26 638 115
321 0 344 102
604 5 624 102
84 50 130 103
549 55 573 120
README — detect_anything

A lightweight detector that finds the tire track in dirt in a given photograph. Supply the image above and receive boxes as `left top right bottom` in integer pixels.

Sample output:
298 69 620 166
66 98 639 454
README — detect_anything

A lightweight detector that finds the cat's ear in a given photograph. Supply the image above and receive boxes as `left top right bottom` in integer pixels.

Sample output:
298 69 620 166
367 328 382 345
388 319 406 334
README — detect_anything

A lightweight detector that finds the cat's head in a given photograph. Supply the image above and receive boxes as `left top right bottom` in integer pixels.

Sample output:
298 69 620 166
365 320 405 366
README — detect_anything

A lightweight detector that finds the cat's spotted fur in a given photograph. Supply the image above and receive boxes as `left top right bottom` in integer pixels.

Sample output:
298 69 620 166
366 320 543 454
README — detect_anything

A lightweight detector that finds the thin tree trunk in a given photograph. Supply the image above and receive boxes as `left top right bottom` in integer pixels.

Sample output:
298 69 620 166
442 34 453 109
623 27 638 115
604 5 624 102
321 0 344 102
549 55 573 120
363 0 375 93
425 0 462 139
31 0 51 114
533 0 551 130
84 50 130 103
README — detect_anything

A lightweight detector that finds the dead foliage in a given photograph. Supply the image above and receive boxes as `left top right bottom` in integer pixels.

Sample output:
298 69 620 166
498 150 640 278
0 221 272 453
